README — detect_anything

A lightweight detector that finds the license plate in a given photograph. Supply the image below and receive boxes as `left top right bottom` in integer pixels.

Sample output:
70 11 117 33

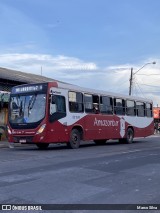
19 139 26 143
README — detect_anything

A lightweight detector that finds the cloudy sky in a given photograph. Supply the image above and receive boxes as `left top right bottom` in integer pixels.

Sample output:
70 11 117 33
0 0 160 105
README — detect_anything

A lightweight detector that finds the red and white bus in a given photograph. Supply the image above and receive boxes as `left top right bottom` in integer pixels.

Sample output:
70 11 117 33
7 81 154 149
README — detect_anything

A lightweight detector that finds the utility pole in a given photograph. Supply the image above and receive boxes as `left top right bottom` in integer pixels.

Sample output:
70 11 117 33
128 62 156 96
129 67 133 96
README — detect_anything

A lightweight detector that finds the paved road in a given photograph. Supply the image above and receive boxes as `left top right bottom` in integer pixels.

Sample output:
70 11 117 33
0 135 160 212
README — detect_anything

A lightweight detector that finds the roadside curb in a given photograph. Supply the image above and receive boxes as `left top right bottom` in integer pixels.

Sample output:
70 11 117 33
0 141 22 148
0 141 10 148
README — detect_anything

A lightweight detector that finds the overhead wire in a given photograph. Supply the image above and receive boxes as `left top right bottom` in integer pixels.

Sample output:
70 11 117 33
133 76 147 98
137 74 160 76
136 83 160 88
109 67 160 96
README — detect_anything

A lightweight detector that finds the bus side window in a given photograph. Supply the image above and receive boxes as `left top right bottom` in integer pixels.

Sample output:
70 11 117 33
84 94 93 113
49 95 66 122
56 96 66 113
114 98 125 115
100 96 113 114
84 94 99 114
50 95 57 114
136 101 145 117
146 103 152 117
69 91 83 112
92 95 99 113
126 100 136 116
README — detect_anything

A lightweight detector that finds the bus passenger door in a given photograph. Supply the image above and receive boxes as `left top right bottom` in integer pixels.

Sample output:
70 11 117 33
47 89 68 143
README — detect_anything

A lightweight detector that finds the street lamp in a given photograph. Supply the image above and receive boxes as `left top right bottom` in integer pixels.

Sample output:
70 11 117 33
129 61 156 96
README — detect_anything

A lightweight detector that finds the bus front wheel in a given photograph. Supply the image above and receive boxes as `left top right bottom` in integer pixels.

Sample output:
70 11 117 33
67 129 80 149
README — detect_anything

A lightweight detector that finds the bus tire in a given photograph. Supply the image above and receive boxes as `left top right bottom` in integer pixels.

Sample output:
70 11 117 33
125 128 134 144
119 128 134 144
36 143 49 149
67 129 80 149
94 140 106 145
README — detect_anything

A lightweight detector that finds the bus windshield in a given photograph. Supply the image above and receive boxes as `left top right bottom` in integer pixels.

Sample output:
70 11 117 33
9 93 46 124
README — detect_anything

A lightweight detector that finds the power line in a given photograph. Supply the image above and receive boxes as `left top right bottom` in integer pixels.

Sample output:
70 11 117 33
137 85 146 98
133 83 139 96
137 74 160 76
140 91 160 94
134 77 146 98
137 83 160 88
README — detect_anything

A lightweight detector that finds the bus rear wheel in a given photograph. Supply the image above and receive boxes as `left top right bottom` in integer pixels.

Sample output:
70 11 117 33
126 128 134 143
67 129 80 149
36 143 49 149
119 128 134 144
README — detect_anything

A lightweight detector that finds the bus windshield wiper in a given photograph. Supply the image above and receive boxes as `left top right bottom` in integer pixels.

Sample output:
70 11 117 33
28 95 37 116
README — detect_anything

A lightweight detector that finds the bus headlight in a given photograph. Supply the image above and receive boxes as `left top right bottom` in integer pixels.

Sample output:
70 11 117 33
36 124 46 135
7 126 11 134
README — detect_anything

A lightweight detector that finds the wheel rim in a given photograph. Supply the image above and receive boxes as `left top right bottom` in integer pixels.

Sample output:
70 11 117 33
72 134 78 145
128 130 133 142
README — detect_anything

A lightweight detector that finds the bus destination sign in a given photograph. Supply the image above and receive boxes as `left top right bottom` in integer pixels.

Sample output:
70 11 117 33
12 84 48 94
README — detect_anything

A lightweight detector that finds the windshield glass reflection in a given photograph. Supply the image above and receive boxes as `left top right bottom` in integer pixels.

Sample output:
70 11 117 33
9 94 46 124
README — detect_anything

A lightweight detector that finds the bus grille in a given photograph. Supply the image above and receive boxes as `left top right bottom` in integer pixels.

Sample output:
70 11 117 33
13 136 33 143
